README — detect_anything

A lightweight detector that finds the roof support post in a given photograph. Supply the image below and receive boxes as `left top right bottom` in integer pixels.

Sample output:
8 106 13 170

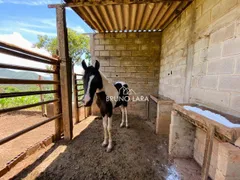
56 6 73 140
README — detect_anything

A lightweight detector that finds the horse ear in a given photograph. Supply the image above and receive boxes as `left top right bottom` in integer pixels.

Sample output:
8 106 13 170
82 60 87 70
94 60 100 70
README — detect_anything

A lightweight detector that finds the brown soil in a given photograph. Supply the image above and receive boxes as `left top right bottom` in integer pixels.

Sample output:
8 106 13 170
0 111 54 169
12 115 170 180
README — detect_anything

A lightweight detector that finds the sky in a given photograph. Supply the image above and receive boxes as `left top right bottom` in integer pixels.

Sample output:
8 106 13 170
0 0 93 74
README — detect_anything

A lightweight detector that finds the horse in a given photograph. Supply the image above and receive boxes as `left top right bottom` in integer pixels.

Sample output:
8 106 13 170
81 60 129 152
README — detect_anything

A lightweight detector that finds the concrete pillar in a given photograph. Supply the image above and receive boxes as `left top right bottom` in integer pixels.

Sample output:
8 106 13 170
215 143 240 180
169 110 196 158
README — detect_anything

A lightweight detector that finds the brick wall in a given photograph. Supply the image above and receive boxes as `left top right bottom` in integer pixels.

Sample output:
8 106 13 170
159 0 240 117
92 32 161 118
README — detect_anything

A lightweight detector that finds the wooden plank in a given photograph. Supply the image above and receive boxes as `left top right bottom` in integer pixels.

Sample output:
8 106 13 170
49 0 193 8
53 60 62 140
0 78 59 85
56 6 73 140
150 94 158 103
201 125 215 180
0 63 58 74
0 114 61 146
145 3 163 29
156 1 181 29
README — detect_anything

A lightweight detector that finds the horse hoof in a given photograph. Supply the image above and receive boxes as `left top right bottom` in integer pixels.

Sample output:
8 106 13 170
102 142 108 147
126 125 129 128
106 146 113 153
120 123 124 128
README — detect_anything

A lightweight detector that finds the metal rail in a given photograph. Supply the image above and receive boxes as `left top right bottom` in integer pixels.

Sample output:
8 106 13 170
0 90 57 98
0 114 62 146
0 41 58 63
0 41 63 147
0 99 59 114
73 73 85 124
0 63 58 74
0 78 59 84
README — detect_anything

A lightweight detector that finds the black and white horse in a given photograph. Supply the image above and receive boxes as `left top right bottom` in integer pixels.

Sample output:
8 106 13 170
82 60 129 152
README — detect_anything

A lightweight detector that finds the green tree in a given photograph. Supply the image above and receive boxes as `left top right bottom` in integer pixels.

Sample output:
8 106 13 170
35 28 90 67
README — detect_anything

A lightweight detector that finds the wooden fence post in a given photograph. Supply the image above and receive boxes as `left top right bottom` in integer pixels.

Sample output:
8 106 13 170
53 60 62 140
73 73 80 124
56 6 73 140
201 125 215 180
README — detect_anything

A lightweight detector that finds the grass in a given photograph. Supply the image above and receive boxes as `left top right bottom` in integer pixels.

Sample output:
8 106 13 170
0 83 84 110
0 85 54 110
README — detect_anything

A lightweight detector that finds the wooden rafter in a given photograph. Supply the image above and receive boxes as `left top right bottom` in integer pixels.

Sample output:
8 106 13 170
49 0 193 8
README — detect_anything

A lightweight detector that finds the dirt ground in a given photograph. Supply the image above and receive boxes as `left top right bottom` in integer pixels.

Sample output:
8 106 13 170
0 111 55 169
9 115 174 180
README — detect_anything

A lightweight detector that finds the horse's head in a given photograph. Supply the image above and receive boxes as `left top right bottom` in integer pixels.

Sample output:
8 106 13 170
82 60 103 107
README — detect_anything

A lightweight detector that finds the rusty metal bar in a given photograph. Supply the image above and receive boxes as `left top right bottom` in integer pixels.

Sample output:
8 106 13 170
75 74 83 76
0 41 58 62
73 74 80 124
0 63 57 74
0 99 58 114
0 114 62 146
0 90 57 98
0 46 58 65
0 78 59 85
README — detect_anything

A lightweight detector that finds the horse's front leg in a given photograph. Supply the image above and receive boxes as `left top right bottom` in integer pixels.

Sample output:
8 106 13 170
102 115 108 147
107 116 113 152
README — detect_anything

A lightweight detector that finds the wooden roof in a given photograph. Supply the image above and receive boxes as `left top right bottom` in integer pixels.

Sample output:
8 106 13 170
62 0 192 33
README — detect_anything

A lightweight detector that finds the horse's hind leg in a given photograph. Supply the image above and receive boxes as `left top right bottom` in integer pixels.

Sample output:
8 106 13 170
120 106 125 128
124 107 128 128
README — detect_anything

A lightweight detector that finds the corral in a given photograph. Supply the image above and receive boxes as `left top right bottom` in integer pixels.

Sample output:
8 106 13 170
1 0 240 179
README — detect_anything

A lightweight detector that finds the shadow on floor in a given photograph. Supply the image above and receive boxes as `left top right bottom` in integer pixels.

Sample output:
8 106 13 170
12 115 169 180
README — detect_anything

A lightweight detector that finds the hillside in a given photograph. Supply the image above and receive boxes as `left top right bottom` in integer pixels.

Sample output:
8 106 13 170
0 69 51 80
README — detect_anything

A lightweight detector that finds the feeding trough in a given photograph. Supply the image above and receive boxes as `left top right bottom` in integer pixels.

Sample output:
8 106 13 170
169 103 240 180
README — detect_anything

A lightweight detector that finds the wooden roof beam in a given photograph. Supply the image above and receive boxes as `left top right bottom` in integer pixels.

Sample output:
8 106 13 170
49 0 193 8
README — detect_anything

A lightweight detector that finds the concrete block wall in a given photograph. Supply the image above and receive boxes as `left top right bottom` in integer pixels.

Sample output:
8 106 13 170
159 0 240 117
92 32 161 118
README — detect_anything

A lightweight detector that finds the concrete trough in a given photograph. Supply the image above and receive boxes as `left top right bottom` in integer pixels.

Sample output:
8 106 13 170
169 103 240 180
